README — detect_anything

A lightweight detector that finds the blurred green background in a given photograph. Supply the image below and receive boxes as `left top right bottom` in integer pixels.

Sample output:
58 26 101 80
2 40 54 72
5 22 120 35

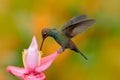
0 0 120 80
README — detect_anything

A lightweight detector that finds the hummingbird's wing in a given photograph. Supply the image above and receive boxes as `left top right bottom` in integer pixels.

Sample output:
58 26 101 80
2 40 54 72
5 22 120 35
62 19 96 38
62 15 88 29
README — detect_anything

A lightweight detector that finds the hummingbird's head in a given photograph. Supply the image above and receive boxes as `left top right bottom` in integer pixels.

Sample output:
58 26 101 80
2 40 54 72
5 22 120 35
40 28 51 50
41 28 51 39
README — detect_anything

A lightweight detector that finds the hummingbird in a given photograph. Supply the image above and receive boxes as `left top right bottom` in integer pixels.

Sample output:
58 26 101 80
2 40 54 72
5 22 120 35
40 15 96 60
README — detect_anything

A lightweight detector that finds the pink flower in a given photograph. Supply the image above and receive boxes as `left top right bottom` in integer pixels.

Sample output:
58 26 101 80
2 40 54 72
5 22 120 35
7 36 61 80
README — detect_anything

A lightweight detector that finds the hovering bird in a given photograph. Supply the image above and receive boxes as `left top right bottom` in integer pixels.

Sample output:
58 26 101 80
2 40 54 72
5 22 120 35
40 15 96 60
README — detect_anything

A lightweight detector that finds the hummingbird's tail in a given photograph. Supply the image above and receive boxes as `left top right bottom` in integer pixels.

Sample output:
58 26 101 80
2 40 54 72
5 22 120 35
72 48 88 60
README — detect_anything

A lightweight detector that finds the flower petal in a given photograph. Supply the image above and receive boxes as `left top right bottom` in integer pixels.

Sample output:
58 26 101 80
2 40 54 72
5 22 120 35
26 36 39 71
6 66 27 78
35 50 59 72
22 49 27 68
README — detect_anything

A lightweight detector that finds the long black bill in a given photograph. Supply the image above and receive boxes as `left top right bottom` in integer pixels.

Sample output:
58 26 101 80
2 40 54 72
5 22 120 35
40 38 45 51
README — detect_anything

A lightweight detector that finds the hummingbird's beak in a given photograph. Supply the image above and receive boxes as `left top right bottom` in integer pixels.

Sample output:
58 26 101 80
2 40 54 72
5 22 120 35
40 38 45 51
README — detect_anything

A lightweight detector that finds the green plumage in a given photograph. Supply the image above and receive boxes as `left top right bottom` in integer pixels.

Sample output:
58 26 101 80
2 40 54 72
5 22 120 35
49 29 70 49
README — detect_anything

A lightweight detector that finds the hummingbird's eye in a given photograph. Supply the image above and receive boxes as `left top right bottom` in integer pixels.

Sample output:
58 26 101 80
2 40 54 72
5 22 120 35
42 31 48 38
44 32 47 35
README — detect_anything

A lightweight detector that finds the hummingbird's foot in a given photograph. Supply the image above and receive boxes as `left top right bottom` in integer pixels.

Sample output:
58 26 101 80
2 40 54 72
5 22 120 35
57 48 63 54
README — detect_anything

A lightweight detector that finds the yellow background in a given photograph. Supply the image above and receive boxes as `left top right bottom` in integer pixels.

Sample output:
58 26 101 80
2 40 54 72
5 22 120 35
0 0 120 80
